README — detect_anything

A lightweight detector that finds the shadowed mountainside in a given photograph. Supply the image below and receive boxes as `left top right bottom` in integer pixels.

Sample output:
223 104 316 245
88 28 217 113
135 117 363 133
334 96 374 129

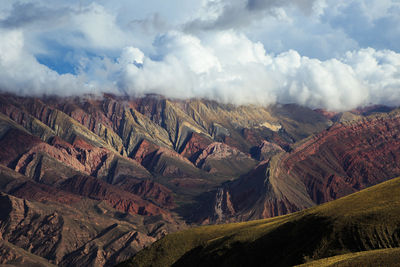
122 176 400 267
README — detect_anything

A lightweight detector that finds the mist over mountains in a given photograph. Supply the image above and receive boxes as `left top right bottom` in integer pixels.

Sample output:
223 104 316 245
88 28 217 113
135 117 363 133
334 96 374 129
1 0 400 110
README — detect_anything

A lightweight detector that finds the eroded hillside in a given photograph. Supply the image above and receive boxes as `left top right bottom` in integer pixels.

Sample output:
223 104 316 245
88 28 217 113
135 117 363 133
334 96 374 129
0 92 397 266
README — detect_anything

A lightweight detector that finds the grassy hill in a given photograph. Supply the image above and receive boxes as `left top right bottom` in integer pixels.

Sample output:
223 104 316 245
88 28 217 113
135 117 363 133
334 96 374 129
298 248 400 267
121 176 400 267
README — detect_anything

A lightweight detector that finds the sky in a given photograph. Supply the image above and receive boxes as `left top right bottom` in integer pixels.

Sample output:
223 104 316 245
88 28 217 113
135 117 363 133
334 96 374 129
0 0 400 110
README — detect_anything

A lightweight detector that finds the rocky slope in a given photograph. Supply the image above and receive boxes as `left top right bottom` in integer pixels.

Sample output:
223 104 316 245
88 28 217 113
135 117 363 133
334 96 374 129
204 109 400 222
123 176 400 267
0 92 397 266
0 191 182 267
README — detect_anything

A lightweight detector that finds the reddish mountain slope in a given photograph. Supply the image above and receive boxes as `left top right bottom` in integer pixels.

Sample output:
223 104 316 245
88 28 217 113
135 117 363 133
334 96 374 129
61 175 172 218
205 110 400 222
3 92 397 266
0 192 183 266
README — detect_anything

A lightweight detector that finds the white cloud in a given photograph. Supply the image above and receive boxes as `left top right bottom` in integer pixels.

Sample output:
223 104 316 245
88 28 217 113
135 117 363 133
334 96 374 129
108 31 400 111
0 29 98 96
0 0 400 111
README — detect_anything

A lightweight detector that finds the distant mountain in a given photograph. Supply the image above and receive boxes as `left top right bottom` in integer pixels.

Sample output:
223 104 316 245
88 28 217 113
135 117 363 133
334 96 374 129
0 92 398 266
122 176 400 267
198 109 400 223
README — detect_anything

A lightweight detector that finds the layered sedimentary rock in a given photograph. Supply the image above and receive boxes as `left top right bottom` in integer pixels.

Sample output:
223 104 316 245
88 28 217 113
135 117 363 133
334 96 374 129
206 110 400 222
60 175 171 218
4 92 396 265
119 179 175 209
0 192 183 266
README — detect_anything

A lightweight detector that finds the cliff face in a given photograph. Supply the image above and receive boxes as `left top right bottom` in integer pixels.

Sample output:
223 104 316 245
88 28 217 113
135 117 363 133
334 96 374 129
1 92 397 266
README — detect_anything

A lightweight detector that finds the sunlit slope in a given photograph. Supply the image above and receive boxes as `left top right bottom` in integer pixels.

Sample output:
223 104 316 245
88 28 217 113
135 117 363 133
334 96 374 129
123 176 400 267
297 248 400 267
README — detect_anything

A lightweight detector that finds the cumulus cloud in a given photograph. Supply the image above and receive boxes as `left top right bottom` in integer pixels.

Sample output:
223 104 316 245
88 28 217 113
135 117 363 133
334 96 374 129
110 31 400 111
0 0 400 111
0 29 103 96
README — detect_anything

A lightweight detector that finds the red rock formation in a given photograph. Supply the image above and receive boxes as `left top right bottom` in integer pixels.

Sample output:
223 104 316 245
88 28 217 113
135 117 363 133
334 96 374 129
120 179 175 209
0 126 148 187
60 100 115 132
132 139 200 177
196 142 248 164
212 112 400 222
132 139 159 164
277 114 400 203
0 192 183 267
224 161 305 220
9 181 82 205
193 160 299 223
50 136 110 176
7 133 110 177
130 95 165 125
179 132 212 161
61 175 172 218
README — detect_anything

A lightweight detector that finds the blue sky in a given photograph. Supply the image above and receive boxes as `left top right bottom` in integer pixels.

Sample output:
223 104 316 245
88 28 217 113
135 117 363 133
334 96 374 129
0 0 400 110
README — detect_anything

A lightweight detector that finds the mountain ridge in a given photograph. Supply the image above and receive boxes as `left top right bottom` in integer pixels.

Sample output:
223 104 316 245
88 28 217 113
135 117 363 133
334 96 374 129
123 176 400 267
0 92 399 266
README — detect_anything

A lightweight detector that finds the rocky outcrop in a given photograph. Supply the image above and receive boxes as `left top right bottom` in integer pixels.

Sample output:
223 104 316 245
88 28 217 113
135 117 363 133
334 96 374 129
0 95 117 152
59 228 155 267
179 132 213 161
195 142 257 176
202 161 312 223
0 127 104 183
0 123 150 186
0 193 68 263
252 140 284 161
131 139 159 165
132 139 202 177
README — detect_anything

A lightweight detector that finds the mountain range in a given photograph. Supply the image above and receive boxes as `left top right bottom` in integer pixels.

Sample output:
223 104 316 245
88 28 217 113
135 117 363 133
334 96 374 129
0 92 399 266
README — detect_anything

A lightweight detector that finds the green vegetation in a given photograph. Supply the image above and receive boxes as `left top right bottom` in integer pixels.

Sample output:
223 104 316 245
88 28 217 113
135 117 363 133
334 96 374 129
298 248 400 267
121 177 400 267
